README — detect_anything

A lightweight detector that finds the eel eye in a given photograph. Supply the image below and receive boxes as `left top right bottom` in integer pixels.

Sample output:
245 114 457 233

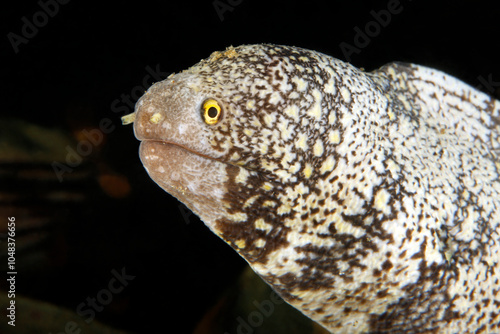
202 99 222 125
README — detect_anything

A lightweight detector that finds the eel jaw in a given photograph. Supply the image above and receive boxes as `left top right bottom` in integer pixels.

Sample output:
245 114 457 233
138 139 237 229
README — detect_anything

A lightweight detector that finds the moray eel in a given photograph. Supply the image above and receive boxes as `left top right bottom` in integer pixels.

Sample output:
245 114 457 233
123 44 500 333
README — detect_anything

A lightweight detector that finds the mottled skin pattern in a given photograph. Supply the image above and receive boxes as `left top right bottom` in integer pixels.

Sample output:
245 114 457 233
128 44 500 333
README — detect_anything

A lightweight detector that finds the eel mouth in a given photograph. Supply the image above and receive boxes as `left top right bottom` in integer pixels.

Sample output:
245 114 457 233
138 139 235 198
140 139 256 172
138 139 243 225
141 139 220 161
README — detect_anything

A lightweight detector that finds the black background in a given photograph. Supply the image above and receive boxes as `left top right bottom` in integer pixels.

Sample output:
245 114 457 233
1 0 499 333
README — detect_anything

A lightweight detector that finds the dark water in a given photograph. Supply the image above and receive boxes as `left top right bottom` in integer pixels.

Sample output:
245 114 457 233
1 1 499 333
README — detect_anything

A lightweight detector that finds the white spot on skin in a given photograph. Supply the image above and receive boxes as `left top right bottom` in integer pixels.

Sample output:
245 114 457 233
263 200 276 207
307 89 323 120
328 110 337 125
294 64 305 73
374 189 391 215
303 163 313 178
269 91 282 104
262 182 273 191
329 130 341 144
313 141 324 157
228 212 248 223
235 168 250 184
285 105 300 119
255 218 272 232
340 87 351 103
277 118 293 141
289 162 301 174
292 76 308 92
235 239 246 249
264 113 276 127
255 239 266 248
296 132 308 150
386 159 401 180
259 142 268 155
324 78 337 95
230 152 240 161
320 156 335 174
251 118 262 127
246 99 256 110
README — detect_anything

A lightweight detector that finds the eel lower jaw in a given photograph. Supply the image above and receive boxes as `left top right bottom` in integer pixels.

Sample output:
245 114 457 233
138 140 243 225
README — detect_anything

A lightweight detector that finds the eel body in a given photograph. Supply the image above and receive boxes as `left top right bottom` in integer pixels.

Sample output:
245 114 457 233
125 44 500 333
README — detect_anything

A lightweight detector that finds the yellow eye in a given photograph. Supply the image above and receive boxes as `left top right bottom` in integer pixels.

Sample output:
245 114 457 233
202 99 222 125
